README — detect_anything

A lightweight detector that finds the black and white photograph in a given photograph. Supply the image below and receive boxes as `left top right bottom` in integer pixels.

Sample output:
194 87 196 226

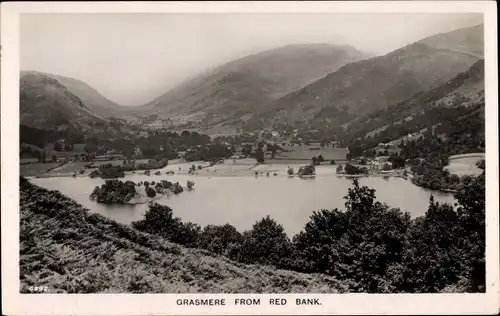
1 1 499 315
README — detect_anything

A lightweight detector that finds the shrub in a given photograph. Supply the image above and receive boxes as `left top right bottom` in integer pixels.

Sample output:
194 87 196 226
344 163 366 175
172 182 183 194
476 159 485 170
238 216 293 268
197 224 243 259
146 187 156 198
132 203 200 247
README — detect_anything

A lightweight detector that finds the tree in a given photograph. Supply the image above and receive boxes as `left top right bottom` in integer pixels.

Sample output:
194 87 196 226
270 144 277 159
294 179 412 292
388 155 406 169
197 224 243 259
453 173 485 292
238 216 293 267
382 163 392 171
255 142 265 164
132 203 200 247
54 142 62 152
476 159 485 170
146 187 156 198
344 163 361 175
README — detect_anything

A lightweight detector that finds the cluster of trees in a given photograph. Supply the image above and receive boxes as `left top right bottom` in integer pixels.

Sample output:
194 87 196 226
399 136 473 191
184 144 233 162
90 180 136 204
92 165 126 179
20 125 85 149
311 155 324 165
343 163 368 175
142 180 184 197
133 175 485 293
254 142 265 164
90 179 186 203
476 159 485 170
298 165 316 176
344 105 484 191
89 159 169 179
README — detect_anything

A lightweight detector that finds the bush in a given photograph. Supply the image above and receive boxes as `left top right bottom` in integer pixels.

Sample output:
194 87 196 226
476 159 485 170
336 165 343 173
238 216 293 268
132 203 200 247
172 182 183 194
146 187 156 198
197 224 243 259
344 163 365 175
298 165 315 176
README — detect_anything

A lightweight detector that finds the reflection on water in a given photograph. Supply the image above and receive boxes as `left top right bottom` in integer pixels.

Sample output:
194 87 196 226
31 174 456 236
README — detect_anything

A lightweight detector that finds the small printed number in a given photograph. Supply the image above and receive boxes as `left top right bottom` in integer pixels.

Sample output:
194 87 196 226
28 286 49 293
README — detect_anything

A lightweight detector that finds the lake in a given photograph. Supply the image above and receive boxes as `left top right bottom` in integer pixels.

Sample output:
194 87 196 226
31 170 456 237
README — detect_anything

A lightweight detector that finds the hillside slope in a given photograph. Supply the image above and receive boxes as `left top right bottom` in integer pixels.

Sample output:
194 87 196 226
20 178 346 293
20 71 109 132
145 44 368 121
346 59 484 149
48 73 125 118
252 24 484 129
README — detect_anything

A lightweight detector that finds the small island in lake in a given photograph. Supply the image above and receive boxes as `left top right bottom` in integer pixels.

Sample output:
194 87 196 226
90 179 193 204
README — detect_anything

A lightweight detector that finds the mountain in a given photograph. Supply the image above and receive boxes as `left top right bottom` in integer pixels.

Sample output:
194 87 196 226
48 73 125 118
144 44 368 121
20 71 108 132
345 58 485 148
251 24 484 129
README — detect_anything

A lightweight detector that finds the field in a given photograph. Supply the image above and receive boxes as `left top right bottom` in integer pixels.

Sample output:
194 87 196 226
47 162 90 175
89 159 151 167
445 156 484 176
20 162 63 177
274 146 348 161
20 179 347 293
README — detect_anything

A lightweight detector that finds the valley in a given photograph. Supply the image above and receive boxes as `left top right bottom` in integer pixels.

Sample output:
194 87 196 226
17 19 487 295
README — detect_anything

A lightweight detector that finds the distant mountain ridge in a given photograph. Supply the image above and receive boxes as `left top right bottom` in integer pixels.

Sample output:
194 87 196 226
19 24 484 136
21 70 125 118
144 43 369 120
344 58 485 147
247 24 484 129
20 71 107 131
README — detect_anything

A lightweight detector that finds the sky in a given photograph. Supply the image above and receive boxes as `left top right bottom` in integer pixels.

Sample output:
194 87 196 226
20 13 483 106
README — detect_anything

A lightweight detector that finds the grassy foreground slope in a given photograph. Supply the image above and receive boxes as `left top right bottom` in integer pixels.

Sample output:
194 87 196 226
20 178 346 293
